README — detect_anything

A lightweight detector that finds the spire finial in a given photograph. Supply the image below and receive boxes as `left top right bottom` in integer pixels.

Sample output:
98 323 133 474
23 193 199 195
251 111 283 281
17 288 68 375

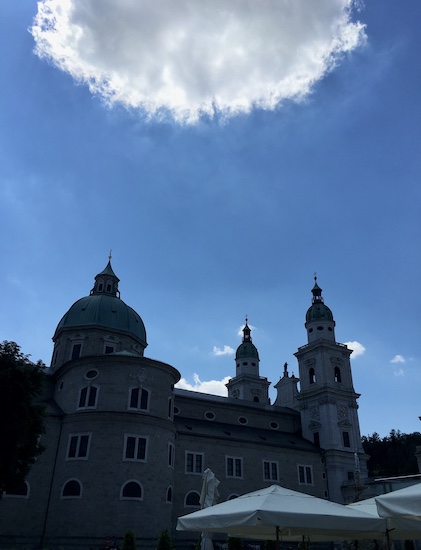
109 250 112 261
245 314 248 325
314 271 317 282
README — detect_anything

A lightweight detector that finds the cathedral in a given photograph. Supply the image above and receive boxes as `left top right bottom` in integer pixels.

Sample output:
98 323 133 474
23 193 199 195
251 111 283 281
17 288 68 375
0 261 367 550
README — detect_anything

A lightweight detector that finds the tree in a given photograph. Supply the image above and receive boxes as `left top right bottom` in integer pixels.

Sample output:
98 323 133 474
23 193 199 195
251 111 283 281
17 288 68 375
156 529 174 550
0 341 46 494
362 430 421 477
121 530 136 550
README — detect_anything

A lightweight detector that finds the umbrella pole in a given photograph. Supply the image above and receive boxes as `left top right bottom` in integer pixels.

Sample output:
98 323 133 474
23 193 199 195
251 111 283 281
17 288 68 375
276 526 280 550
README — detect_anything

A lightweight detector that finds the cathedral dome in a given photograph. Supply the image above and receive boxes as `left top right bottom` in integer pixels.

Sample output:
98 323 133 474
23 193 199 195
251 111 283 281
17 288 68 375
53 260 147 348
54 294 147 345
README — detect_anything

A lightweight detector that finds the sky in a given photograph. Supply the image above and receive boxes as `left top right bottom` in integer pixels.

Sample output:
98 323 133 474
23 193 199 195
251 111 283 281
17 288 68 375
1 0 420 439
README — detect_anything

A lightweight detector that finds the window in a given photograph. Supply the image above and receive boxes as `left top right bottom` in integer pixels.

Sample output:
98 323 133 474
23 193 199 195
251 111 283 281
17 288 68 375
343 431 351 448
309 368 316 384
166 486 173 503
347 471 355 481
124 435 148 461
71 343 82 360
313 432 320 447
3 480 29 498
263 461 278 481
168 442 175 468
226 456 243 478
128 387 149 411
61 479 82 498
104 345 114 354
78 386 98 409
185 491 200 507
298 465 313 485
334 366 342 383
185 452 203 474
67 434 91 460
168 397 173 418
121 480 143 500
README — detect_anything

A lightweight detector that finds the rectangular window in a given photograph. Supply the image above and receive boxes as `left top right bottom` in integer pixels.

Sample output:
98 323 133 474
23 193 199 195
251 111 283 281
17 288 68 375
71 343 82 360
78 386 98 409
128 387 149 410
124 435 148 461
298 464 313 485
168 397 173 418
168 442 175 468
263 461 278 481
226 456 243 478
314 432 320 447
343 431 351 448
185 452 203 474
67 434 91 460
104 345 114 354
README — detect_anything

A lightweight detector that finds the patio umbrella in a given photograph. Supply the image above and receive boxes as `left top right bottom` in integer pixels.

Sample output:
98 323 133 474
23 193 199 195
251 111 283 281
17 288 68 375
177 484 386 543
199 468 220 550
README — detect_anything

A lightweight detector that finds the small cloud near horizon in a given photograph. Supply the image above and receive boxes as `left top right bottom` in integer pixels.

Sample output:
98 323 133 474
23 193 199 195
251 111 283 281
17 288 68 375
344 341 366 358
390 354 406 364
213 345 235 356
176 373 230 396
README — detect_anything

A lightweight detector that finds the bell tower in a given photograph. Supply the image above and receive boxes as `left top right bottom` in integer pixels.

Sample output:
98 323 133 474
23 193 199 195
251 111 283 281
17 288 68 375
294 277 367 502
226 319 270 404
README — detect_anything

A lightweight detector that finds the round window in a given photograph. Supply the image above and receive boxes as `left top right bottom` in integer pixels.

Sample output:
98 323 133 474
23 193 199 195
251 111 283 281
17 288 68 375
85 369 98 380
270 422 279 430
174 406 180 415
317 326 324 331
205 411 215 420
238 417 248 425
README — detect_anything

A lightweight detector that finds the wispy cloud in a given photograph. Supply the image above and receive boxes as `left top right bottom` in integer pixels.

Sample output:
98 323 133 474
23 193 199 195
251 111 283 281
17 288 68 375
176 373 230 396
344 341 366 358
31 0 366 123
390 355 405 364
393 368 404 377
213 345 235 356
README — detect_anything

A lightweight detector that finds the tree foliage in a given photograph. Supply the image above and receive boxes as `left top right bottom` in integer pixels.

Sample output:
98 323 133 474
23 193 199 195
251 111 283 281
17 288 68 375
121 530 136 550
156 529 174 550
362 430 421 477
0 341 46 493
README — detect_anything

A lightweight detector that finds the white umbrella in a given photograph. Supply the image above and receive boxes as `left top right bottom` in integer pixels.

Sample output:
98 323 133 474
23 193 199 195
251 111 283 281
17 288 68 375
200 468 220 550
348 484 421 545
177 484 386 543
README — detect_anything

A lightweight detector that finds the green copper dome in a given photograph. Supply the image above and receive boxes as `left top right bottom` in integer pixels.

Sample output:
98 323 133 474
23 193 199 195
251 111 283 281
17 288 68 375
235 321 259 360
53 261 147 347
54 294 147 345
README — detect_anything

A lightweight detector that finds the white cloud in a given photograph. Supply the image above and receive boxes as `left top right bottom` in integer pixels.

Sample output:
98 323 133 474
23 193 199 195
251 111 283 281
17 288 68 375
213 345 235 356
344 341 366 358
176 373 230 396
237 324 256 337
393 368 404 377
31 0 366 123
390 354 405 364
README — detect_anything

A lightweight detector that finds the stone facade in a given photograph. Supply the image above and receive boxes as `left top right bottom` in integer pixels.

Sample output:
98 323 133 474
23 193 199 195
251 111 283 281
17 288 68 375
0 264 367 550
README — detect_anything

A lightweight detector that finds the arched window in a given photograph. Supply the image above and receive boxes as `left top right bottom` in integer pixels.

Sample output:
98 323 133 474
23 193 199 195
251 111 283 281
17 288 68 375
121 480 143 500
253 396 259 402
185 491 200 507
166 486 173 503
309 368 316 384
61 479 82 498
227 494 239 500
128 387 149 411
334 366 342 383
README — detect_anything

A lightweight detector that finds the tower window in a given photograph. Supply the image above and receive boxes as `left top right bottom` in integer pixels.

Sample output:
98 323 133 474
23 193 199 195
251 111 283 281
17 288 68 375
263 461 279 481
342 431 351 448
334 366 342 383
106 284 112 292
253 396 260 402
309 368 316 384
67 434 91 459
317 326 324 331
71 343 82 360
166 486 173 503
313 432 320 447
4 480 29 498
98 284 103 291
242 362 248 366
104 345 114 354
168 442 175 468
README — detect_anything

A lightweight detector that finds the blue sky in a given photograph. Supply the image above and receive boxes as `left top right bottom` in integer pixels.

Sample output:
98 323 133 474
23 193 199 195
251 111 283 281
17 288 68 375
1 0 420 439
